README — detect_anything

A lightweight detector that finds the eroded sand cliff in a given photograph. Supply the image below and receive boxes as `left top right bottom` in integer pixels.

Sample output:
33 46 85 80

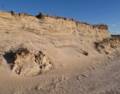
0 11 120 94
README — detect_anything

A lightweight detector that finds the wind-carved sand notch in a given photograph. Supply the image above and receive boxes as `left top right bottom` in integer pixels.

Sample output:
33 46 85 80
3 48 53 77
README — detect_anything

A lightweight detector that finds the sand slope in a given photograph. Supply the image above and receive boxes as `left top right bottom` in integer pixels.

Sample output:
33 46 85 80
0 11 120 94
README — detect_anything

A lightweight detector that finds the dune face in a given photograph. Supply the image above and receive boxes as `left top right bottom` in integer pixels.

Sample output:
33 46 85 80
0 11 120 94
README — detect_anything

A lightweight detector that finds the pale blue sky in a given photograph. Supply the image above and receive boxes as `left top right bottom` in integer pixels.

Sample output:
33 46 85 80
0 0 120 34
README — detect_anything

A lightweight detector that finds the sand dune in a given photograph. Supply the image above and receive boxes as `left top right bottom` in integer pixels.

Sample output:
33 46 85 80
0 11 120 94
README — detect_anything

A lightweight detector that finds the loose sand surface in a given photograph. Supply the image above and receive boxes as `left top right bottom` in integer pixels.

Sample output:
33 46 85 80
0 12 120 94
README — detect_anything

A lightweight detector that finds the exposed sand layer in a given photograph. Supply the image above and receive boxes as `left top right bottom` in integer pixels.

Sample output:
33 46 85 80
3 48 52 76
0 11 120 94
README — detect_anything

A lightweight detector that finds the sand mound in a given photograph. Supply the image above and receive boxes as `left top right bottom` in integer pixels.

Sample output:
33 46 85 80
3 48 52 76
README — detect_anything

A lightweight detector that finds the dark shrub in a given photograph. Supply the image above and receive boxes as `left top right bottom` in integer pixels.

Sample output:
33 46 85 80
36 12 44 19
